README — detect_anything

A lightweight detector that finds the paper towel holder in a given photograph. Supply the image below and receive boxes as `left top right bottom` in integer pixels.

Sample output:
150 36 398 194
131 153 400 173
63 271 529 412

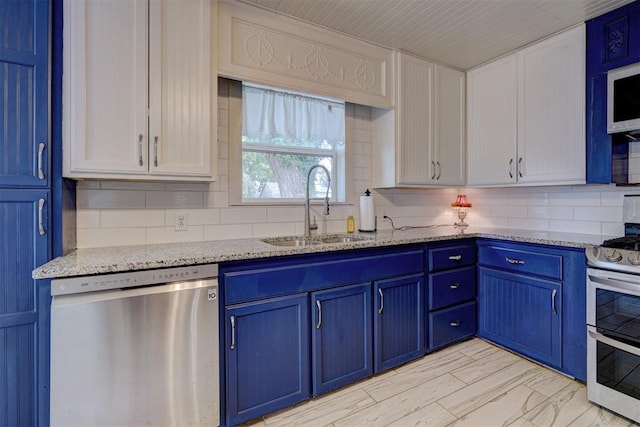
359 189 377 232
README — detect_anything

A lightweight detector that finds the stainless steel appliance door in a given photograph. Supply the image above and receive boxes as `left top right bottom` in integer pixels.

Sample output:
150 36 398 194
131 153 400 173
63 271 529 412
587 326 640 423
50 279 219 427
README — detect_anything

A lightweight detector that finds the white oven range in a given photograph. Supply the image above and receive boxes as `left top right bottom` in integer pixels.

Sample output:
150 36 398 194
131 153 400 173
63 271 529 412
585 257 640 423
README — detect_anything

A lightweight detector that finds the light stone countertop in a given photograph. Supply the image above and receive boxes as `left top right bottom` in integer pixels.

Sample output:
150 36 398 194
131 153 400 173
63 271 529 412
32 226 604 279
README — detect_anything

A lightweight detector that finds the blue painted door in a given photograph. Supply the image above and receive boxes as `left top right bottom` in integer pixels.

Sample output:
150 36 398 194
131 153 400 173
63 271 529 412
311 283 372 395
477 267 561 369
374 273 425 373
0 189 49 427
0 0 49 188
225 294 310 426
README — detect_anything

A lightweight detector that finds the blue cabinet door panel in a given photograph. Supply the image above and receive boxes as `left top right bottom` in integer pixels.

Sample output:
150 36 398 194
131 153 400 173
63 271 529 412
0 323 36 427
478 267 562 368
374 274 425 372
0 0 49 187
226 294 310 426
0 190 48 427
429 266 476 310
0 191 49 316
312 284 372 395
429 301 476 349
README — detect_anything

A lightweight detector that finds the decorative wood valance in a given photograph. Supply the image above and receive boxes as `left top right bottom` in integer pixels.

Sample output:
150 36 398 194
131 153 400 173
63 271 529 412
218 1 394 109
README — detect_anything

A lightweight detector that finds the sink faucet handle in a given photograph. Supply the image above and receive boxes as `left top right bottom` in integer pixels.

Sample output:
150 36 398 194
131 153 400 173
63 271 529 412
310 216 318 231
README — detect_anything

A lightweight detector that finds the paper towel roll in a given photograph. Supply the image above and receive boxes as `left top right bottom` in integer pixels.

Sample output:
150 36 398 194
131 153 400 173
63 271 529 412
359 195 376 231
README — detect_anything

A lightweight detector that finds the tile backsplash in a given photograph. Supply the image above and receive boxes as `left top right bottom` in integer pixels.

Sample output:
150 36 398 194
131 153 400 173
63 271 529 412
75 79 640 248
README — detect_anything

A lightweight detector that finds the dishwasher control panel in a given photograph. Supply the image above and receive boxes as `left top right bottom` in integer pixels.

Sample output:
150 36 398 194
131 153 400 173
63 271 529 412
51 264 219 296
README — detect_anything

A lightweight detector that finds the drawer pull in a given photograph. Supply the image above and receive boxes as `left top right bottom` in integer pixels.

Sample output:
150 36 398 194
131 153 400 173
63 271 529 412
230 316 236 350
450 283 460 289
38 198 46 236
506 257 525 265
551 289 557 315
316 300 322 328
378 288 384 314
138 134 144 166
448 255 462 261
450 321 461 327
37 142 46 179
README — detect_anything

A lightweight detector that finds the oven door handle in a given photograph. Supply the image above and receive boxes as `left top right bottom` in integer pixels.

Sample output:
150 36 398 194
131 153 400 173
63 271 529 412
588 328 640 358
588 273 640 296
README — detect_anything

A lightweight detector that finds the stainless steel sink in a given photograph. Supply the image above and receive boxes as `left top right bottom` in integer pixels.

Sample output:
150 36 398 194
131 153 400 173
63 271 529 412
262 237 322 247
319 234 370 244
262 234 371 247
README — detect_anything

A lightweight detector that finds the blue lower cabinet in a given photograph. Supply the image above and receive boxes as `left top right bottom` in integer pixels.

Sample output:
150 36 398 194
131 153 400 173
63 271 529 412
430 301 476 350
374 274 425 372
225 294 310 426
311 284 373 395
477 267 562 369
0 190 50 427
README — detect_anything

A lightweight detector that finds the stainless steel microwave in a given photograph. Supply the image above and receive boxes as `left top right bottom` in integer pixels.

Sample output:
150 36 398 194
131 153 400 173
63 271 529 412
608 63 640 134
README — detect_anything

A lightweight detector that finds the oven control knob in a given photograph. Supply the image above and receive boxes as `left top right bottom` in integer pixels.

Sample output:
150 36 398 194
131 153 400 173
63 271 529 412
628 252 640 265
604 249 623 262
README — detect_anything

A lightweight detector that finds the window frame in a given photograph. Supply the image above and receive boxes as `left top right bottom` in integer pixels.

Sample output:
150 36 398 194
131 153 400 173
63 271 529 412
228 79 353 206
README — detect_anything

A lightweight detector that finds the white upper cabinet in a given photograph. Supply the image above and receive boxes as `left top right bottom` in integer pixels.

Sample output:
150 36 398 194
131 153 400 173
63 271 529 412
397 53 434 185
434 65 466 186
63 0 216 181
373 53 465 187
516 25 585 184
467 25 585 187
467 55 518 186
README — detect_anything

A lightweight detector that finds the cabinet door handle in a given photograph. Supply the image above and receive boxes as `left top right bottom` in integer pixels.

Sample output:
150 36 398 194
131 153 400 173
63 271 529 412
431 161 436 180
450 321 460 327
505 257 525 265
378 288 384 314
448 255 462 261
316 300 322 329
138 134 144 166
38 198 45 236
37 142 46 180
230 315 236 350
509 158 514 179
153 136 159 167
551 289 557 315
436 161 441 180
518 157 523 178
450 283 460 289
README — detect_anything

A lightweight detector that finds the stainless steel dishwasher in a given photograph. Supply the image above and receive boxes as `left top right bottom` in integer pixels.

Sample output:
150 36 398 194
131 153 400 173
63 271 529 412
50 264 219 427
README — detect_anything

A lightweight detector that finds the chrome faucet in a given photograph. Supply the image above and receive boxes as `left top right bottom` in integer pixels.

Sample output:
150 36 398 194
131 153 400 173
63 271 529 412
305 164 331 237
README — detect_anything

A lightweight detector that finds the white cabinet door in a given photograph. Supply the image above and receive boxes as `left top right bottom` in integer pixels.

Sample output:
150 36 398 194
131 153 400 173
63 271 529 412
396 53 434 185
516 25 585 185
63 0 148 176
149 0 213 178
467 55 517 186
64 0 215 181
434 65 466 186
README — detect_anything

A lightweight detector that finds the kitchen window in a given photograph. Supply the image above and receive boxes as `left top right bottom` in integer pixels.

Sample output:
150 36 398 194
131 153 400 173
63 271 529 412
229 81 347 204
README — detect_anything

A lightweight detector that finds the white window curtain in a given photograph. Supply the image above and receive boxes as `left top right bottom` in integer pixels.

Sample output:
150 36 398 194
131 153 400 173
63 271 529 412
242 84 345 147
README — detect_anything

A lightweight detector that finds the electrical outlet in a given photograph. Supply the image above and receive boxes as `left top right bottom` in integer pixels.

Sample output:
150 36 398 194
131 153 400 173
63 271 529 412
174 212 188 231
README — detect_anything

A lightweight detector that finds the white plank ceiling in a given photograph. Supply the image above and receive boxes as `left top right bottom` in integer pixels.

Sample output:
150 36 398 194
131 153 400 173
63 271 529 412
238 0 634 70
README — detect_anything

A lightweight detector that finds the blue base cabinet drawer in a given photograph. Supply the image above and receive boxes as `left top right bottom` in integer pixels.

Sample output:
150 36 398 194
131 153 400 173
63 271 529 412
429 301 476 349
478 244 563 280
429 243 476 271
429 266 476 310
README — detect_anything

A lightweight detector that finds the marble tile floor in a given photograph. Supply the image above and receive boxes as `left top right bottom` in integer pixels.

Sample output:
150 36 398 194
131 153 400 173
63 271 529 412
242 338 639 427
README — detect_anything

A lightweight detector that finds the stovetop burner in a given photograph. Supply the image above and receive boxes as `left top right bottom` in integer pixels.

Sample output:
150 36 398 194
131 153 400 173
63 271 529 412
603 236 640 251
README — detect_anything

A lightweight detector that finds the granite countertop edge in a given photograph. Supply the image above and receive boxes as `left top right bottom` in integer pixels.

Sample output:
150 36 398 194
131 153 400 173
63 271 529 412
33 226 602 280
